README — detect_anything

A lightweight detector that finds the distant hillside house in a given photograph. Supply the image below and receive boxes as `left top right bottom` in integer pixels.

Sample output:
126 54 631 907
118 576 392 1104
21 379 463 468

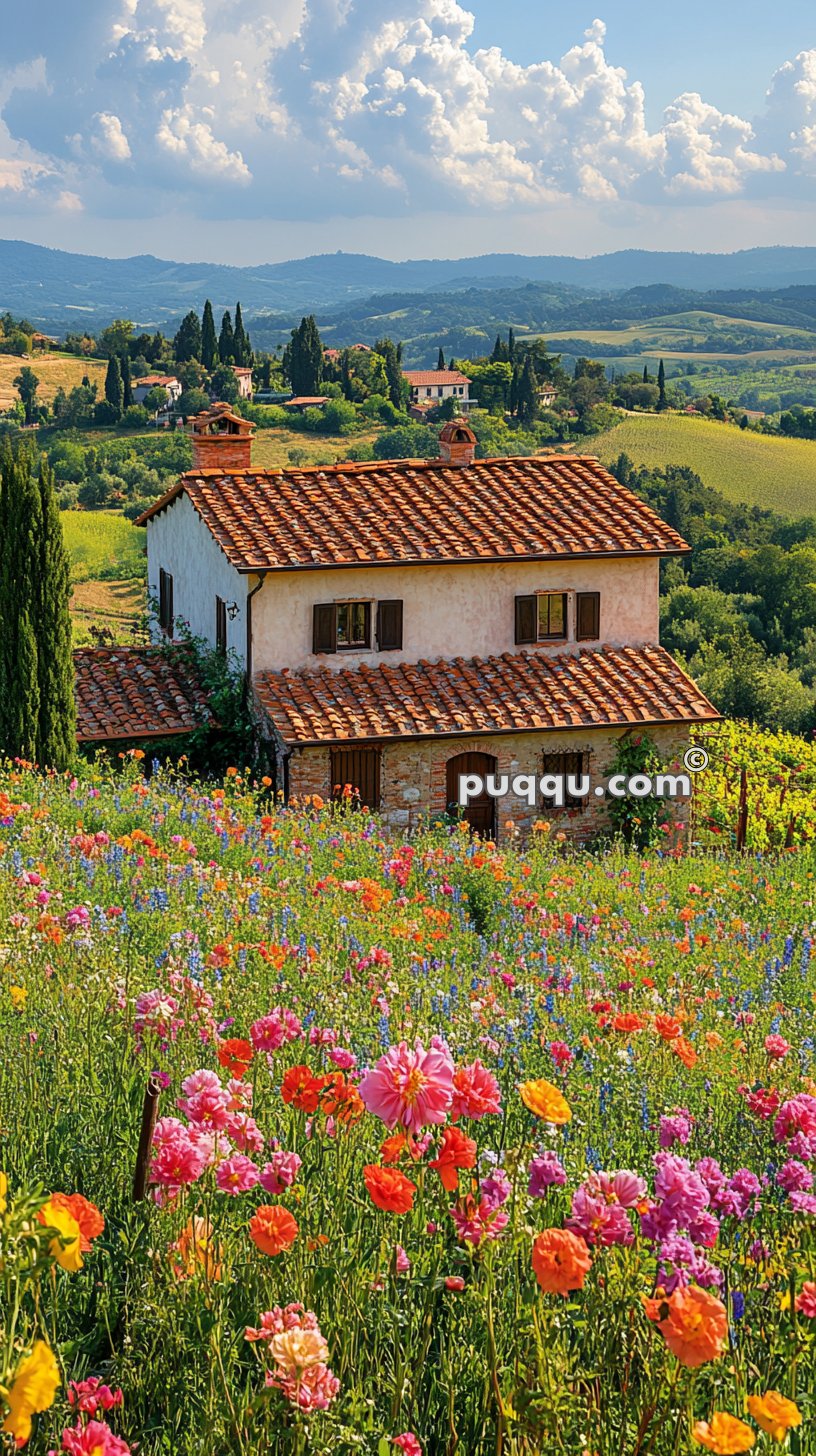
538 384 558 408
233 366 253 400
133 375 182 408
324 344 371 363
133 405 719 840
403 369 472 411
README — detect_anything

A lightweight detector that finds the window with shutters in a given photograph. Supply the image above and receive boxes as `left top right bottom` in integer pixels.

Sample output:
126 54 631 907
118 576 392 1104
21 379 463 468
537 593 567 640
376 599 403 652
542 751 590 811
330 748 381 810
158 568 174 636
575 591 600 641
336 601 370 648
215 596 227 654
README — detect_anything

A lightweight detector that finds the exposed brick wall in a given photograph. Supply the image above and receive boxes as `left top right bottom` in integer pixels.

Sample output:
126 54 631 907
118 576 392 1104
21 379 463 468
287 724 693 842
191 436 253 472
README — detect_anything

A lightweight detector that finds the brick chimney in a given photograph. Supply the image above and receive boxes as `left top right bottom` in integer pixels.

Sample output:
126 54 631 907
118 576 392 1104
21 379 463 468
189 402 255 472
438 418 477 467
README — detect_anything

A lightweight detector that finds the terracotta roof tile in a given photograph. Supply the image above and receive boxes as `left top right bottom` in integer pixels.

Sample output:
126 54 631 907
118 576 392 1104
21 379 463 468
403 370 472 386
136 456 689 570
254 644 719 746
74 647 212 743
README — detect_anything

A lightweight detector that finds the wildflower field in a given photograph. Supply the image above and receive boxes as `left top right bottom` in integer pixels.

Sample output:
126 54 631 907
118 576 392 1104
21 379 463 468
2 760 816 1455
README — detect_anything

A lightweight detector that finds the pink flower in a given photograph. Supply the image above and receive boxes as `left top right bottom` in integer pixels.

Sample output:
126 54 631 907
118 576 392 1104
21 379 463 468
250 1007 303 1053
259 1151 302 1195
150 1127 208 1188
450 1059 502 1121
528 1150 567 1196
328 1046 357 1070
796 1282 816 1318
393 1436 423 1456
216 1154 261 1195
395 1244 411 1273
596 1170 647 1209
659 1110 693 1149
764 1033 790 1060
567 1182 634 1247
778 1161 813 1194
548 1040 574 1068
774 1095 816 1145
184 1086 231 1130
450 1195 509 1247
225 1113 265 1154
360 1040 454 1133
67 1380 123 1416
55 1420 132 1455
790 1191 816 1214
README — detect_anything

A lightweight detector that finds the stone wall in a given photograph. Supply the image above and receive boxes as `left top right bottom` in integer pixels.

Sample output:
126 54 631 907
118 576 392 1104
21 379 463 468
285 724 693 842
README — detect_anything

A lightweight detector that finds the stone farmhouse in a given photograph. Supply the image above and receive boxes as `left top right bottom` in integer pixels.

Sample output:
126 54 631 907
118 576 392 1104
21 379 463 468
125 402 718 837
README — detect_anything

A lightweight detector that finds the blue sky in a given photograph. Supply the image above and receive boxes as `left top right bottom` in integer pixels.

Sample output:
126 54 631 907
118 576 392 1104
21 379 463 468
0 1 814 264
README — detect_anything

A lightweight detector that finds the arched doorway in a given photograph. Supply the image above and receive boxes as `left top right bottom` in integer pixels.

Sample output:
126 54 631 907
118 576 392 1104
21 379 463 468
446 752 497 839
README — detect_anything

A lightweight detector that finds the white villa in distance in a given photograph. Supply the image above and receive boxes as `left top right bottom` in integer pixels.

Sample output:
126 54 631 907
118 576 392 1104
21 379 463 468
135 403 718 838
403 368 473 410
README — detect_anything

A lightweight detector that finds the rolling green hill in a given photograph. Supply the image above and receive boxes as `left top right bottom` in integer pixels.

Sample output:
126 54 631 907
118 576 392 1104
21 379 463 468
588 412 816 516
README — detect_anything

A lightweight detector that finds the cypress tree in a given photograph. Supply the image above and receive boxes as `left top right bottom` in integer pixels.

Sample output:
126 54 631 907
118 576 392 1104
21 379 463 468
437 346 445 370
36 458 75 768
174 310 202 364
491 333 503 363
219 310 235 364
201 300 217 370
375 337 404 409
289 317 323 396
643 364 650 383
104 355 124 416
508 327 515 362
0 446 41 761
233 303 251 367
121 351 133 409
658 358 667 409
509 365 519 417
517 355 538 426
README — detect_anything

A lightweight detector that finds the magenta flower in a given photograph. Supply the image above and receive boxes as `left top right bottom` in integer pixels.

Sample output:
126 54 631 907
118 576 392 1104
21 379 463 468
215 1154 260 1195
360 1040 454 1133
528 1150 567 1196
260 1150 302 1195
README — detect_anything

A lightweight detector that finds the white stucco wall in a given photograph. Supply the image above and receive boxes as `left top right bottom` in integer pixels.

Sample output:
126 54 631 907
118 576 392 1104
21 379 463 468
251 555 661 674
144 495 248 664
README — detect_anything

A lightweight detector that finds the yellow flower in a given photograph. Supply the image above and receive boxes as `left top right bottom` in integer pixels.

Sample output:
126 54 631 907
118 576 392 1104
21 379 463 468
692 1412 755 1453
747 1391 802 1442
0 1171 7 1213
9 985 27 1009
519 1078 572 1124
38 1198 83 1272
1 1341 60 1447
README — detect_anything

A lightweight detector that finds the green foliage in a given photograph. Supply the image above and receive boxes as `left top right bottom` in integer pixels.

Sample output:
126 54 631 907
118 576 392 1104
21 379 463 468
209 363 240 404
218 310 235 365
13 366 39 425
104 355 123 417
605 732 666 848
173 310 203 364
201 299 217 371
285 316 323 396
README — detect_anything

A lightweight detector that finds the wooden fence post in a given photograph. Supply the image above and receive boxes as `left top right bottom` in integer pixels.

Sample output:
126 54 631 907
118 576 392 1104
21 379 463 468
735 768 749 853
132 1074 161 1202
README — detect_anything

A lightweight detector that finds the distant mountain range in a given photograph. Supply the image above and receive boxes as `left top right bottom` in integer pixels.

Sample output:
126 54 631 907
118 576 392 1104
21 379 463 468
6 240 816 334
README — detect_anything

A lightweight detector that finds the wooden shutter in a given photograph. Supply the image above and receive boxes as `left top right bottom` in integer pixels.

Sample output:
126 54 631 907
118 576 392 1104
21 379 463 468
159 568 174 636
576 592 600 641
330 748 381 809
515 594 537 645
166 573 174 636
215 596 227 654
376 599 403 651
313 603 337 653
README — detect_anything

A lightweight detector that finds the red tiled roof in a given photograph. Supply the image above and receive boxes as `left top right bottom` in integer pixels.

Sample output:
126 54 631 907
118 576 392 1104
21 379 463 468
74 647 212 743
135 375 179 386
403 370 471 386
253 644 719 746
135 455 690 570
284 396 330 407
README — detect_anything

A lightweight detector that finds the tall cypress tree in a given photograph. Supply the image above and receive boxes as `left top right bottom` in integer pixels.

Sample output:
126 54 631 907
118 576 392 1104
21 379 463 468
657 358 667 410
201 300 218 371
219 310 235 364
508 327 515 363
289 316 323 396
437 346 445 370
36 459 75 767
517 355 539 426
0 446 42 761
233 303 251 367
121 351 133 409
105 355 123 416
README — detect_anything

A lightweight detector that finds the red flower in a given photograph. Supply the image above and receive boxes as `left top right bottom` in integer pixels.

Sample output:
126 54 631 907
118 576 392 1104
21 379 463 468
364 1165 416 1214
429 1126 477 1193
217 1038 253 1078
281 1065 327 1113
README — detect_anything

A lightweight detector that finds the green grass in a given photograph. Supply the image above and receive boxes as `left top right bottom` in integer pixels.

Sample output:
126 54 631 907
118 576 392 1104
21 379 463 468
60 509 146 583
588 411 816 515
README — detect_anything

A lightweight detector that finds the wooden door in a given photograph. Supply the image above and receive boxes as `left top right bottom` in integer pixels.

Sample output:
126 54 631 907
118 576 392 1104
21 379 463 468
446 752 497 838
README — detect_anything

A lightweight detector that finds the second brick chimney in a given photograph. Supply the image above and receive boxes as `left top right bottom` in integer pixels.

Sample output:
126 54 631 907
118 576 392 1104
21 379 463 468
189 402 255 472
438 418 477 467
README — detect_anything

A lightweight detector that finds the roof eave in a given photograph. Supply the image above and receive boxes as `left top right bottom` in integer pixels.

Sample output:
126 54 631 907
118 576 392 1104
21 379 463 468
233 545 691 573
269 708 722 749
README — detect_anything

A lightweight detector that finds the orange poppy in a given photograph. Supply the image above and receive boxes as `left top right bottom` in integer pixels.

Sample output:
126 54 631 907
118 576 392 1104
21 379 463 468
249 1204 299 1256
428 1126 477 1193
531 1228 592 1296
746 1391 802 1442
692 1412 755 1452
48 1192 104 1253
611 1013 645 1034
320 1074 364 1126
280 1065 327 1114
644 1285 727 1367
654 1014 682 1042
519 1079 572 1124
672 1036 698 1070
363 1164 416 1214
217 1038 254 1078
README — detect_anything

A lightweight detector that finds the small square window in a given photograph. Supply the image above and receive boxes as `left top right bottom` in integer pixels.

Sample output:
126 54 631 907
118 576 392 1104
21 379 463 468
336 601 370 649
537 593 567 640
